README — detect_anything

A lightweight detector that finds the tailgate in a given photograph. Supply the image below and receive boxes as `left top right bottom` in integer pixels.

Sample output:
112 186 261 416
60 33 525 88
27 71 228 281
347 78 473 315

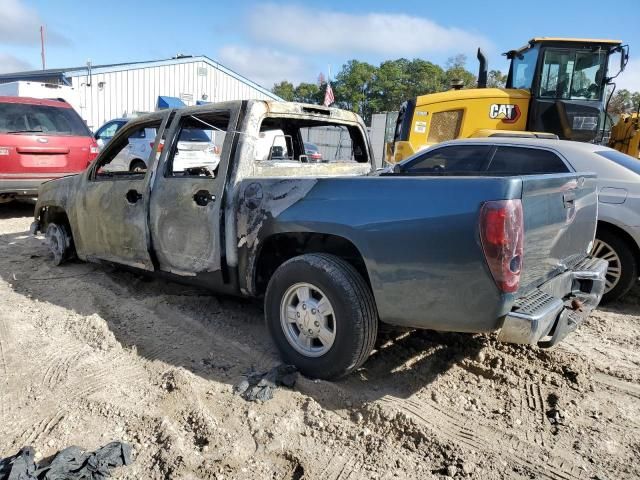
0 134 92 174
519 173 598 291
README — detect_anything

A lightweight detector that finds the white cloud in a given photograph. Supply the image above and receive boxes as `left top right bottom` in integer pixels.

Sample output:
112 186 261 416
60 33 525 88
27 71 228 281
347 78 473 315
615 59 640 92
217 45 310 88
0 0 68 46
248 4 491 56
0 53 31 73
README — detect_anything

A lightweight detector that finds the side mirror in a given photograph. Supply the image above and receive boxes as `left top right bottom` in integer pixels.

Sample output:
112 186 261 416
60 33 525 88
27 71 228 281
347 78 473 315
392 163 403 174
621 45 629 73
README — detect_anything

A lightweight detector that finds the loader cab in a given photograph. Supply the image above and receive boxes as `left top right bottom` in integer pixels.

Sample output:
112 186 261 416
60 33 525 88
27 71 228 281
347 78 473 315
506 38 626 142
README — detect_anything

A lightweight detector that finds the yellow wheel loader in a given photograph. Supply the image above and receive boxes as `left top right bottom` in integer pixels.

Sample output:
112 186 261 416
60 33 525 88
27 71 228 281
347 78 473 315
609 111 639 158
388 38 629 163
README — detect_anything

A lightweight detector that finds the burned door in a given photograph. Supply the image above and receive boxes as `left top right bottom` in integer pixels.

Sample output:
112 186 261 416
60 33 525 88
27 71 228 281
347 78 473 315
74 112 170 270
148 106 240 276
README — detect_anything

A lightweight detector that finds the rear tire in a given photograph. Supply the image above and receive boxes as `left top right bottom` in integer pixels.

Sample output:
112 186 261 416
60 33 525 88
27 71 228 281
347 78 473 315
265 253 378 379
129 159 147 172
45 222 74 266
593 229 638 303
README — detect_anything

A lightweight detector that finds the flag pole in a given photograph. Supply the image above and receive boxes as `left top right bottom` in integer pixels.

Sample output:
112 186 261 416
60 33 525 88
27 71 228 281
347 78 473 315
40 25 46 70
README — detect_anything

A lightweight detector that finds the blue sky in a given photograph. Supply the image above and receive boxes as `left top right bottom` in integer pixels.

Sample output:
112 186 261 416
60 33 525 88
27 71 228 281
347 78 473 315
1 0 638 91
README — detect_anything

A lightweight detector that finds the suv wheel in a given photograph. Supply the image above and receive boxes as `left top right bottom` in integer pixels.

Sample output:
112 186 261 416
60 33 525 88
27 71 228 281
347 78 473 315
265 253 378 379
45 223 74 266
592 230 638 303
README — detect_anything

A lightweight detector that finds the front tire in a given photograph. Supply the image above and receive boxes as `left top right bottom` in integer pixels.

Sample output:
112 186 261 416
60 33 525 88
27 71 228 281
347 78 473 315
265 253 378 379
45 222 74 266
592 229 638 303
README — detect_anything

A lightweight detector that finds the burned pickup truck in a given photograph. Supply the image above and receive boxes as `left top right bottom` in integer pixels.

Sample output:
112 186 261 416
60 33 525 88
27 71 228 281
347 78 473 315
32 101 607 379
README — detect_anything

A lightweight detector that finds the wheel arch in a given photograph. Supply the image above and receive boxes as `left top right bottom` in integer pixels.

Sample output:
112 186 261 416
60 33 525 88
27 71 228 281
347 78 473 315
37 204 72 233
129 158 147 171
253 231 372 296
596 220 640 265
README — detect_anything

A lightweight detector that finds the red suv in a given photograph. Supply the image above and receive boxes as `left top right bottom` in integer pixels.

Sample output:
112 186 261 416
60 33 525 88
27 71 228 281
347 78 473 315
0 96 98 201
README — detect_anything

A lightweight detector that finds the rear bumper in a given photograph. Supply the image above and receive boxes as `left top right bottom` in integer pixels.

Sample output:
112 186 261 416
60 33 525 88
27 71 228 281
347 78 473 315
0 173 74 197
498 257 607 347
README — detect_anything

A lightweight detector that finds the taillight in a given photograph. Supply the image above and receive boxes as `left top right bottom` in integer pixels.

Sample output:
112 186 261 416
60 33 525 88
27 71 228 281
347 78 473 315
88 141 99 165
479 199 524 293
151 140 164 152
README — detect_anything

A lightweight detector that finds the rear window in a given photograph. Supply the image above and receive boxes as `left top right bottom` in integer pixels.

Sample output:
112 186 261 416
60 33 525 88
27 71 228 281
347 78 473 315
179 128 211 142
0 102 90 136
596 150 640 176
487 147 569 174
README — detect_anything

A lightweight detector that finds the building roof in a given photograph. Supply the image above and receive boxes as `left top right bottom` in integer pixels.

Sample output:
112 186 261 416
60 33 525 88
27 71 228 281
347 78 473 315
0 55 280 100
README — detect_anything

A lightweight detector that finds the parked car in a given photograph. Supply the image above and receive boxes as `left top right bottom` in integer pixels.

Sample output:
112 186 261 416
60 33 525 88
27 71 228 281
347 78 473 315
31 101 606 379
303 142 322 161
386 137 638 302
0 96 98 202
94 118 220 173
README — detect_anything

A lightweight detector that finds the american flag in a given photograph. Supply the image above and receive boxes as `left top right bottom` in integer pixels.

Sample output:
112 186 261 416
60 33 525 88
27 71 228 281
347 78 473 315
323 81 335 106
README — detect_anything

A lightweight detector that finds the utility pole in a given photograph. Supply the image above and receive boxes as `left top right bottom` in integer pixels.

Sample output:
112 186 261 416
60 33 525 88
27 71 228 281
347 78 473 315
40 26 46 70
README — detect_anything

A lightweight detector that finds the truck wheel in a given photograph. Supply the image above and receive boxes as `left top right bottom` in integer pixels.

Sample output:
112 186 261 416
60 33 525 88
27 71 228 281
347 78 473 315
265 253 378 379
45 222 74 266
592 230 638 303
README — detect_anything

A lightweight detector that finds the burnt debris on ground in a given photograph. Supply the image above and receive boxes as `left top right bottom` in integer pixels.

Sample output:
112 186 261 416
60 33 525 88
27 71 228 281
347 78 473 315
0 442 132 480
234 364 298 402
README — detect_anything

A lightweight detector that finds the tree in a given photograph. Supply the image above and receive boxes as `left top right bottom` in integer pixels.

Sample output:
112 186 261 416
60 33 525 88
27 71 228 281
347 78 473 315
294 82 322 104
608 89 640 115
444 54 477 89
272 81 295 101
333 60 377 121
487 70 507 88
272 54 477 122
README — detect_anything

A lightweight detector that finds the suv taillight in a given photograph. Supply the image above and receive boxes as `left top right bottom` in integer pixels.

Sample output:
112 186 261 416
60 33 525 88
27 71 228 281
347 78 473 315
479 199 524 293
89 141 100 164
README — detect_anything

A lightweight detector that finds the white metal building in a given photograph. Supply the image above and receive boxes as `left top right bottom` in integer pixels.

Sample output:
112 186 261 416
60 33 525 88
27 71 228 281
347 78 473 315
0 55 281 130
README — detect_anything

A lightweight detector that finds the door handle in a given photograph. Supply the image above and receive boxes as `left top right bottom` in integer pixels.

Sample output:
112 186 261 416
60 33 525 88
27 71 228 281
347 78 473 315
563 191 576 208
193 189 216 206
126 189 143 204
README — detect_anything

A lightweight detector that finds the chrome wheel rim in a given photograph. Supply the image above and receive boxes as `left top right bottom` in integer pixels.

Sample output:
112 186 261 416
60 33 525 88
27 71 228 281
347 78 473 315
280 282 336 357
591 239 622 293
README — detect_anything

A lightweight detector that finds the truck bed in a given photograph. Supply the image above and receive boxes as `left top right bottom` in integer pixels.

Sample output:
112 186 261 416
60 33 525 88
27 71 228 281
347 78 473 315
238 172 598 334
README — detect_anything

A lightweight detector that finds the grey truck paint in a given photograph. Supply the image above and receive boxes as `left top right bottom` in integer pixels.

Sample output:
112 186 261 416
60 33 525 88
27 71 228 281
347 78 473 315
32 100 600 337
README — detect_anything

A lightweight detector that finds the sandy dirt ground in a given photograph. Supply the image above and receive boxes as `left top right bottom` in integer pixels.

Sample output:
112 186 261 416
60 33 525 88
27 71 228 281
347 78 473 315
0 201 639 480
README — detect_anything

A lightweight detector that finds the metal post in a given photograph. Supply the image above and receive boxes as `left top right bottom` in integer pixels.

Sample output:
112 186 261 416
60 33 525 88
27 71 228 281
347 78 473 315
40 26 46 70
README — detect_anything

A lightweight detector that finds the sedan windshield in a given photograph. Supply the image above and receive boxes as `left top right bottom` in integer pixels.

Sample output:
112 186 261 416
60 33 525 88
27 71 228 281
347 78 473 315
596 150 640 175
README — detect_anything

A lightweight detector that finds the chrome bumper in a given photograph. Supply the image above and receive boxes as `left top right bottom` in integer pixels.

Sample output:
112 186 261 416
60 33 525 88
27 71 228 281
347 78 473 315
498 257 607 347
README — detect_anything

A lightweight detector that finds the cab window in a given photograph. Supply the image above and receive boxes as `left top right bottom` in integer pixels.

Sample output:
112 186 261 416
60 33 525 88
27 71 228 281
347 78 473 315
165 112 228 178
93 120 162 178
510 45 539 90
538 49 607 100
487 146 569 174
255 117 368 164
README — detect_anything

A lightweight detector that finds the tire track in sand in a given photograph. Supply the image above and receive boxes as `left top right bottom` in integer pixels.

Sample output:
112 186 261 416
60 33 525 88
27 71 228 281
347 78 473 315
379 395 585 480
